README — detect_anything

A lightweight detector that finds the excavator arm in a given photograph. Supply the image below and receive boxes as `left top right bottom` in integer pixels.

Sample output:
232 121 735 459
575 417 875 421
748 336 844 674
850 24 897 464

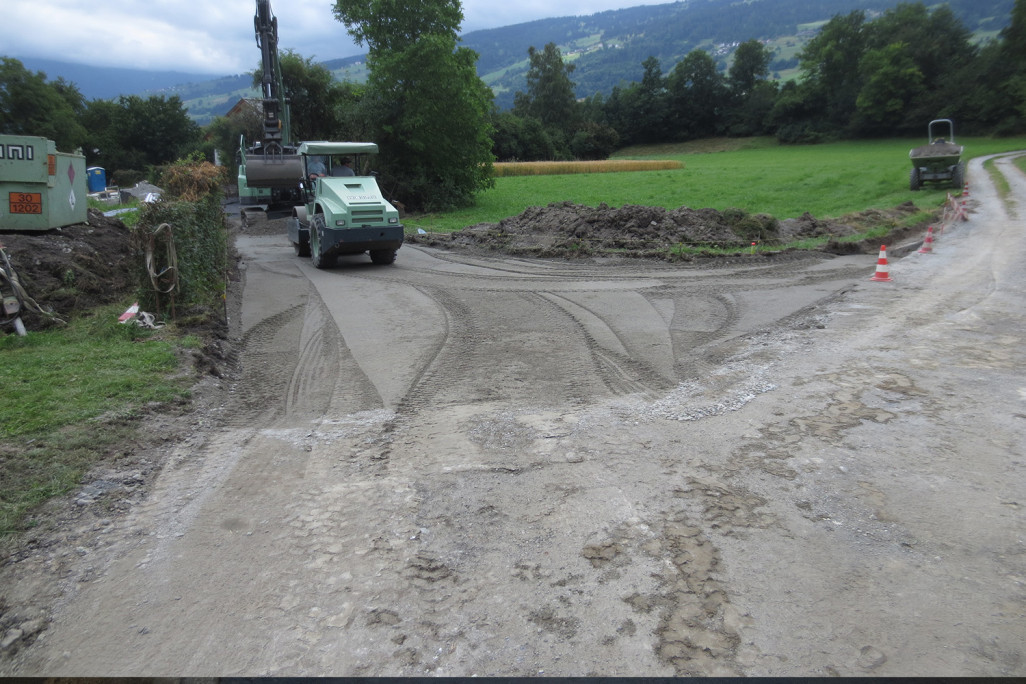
254 0 291 153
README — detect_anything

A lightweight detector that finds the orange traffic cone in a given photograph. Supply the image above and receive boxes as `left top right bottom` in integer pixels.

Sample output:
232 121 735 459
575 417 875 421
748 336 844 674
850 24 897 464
918 226 935 254
962 182 969 197
870 245 892 282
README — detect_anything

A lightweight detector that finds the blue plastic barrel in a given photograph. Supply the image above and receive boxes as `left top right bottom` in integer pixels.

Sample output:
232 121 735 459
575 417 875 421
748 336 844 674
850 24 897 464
87 167 106 193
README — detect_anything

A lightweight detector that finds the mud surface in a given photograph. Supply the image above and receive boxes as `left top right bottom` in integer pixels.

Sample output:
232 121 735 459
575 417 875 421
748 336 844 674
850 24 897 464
0 209 137 326
408 201 926 260
0 162 1024 676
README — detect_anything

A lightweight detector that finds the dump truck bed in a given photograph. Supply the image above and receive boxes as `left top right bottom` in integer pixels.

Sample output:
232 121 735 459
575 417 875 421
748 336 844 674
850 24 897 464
909 141 963 161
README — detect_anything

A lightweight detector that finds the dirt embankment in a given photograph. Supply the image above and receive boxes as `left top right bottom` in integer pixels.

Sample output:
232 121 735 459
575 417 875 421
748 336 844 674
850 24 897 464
1 209 138 327
407 201 928 259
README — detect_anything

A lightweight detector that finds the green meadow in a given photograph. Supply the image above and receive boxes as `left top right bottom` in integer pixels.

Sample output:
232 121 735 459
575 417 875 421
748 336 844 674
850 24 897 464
406 136 1026 233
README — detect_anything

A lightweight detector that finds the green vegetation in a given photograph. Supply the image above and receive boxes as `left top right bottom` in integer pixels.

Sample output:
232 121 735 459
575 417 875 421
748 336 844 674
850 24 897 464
0 310 192 538
134 161 230 324
333 0 495 211
406 136 1026 233
0 160 227 542
87 195 143 228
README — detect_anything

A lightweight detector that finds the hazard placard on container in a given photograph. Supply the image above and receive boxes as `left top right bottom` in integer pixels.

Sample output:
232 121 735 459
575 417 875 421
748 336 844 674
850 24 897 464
9 192 42 214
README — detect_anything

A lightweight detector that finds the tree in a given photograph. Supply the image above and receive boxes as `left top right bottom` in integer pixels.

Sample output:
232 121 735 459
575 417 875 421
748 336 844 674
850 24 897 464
81 95 200 179
997 0 1026 129
570 122 620 160
254 51 351 142
728 39 772 97
332 0 463 53
853 43 925 133
333 0 494 211
514 43 579 133
797 11 868 130
960 0 1026 133
204 113 261 171
666 50 728 141
635 56 670 143
0 58 88 151
490 111 558 161
861 3 976 132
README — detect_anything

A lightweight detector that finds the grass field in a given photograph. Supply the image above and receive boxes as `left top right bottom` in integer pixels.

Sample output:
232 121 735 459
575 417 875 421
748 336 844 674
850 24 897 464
406 136 1026 233
0 309 194 539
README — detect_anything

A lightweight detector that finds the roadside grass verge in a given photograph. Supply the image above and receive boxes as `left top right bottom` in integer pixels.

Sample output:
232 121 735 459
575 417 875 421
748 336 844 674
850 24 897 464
406 136 1026 236
667 214 921 257
0 306 195 540
984 157 1012 203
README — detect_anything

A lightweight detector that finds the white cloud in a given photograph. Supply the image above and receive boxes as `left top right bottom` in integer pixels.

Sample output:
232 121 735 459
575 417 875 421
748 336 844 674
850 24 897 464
2 0 656 74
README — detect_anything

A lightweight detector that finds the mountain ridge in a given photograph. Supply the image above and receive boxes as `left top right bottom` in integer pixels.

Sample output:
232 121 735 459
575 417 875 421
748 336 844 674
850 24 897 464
6 0 1013 124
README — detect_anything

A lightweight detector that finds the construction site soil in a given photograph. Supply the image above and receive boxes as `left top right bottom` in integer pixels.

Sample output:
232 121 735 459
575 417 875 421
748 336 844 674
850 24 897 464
0 209 138 326
407 201 926 259
8 189 1005 678
1 202 927 331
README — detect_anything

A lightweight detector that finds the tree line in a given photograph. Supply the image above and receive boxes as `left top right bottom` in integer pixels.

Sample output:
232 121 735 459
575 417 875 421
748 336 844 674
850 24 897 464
500 1 1026 160
3 1 1024 212
0 57 201 187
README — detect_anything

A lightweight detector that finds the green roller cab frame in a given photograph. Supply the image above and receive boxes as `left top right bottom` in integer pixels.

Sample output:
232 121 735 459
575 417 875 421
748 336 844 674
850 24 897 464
287 141 403 268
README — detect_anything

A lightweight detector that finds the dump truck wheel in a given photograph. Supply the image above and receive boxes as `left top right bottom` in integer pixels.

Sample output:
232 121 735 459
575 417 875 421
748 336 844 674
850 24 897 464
909 167 922 191
370 249 397 265
952 162 965 190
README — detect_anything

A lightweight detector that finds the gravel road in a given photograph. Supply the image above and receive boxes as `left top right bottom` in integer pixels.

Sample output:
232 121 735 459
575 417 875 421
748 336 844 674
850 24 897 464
2 153 1024 676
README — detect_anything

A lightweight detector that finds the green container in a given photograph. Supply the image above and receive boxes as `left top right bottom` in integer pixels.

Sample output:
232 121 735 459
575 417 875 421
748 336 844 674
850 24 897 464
0 134 88 231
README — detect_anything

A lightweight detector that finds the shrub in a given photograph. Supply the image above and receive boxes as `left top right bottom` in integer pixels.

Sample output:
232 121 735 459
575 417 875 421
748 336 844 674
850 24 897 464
132 159 228 324
159 158 227 201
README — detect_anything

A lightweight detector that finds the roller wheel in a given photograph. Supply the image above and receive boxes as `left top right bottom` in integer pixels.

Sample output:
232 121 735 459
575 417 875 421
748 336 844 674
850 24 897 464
370 249 397 265
310 215 334 269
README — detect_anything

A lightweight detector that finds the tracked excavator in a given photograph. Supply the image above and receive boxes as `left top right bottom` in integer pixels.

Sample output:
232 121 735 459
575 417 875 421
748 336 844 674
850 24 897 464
238 1 403 265
237 0 303 208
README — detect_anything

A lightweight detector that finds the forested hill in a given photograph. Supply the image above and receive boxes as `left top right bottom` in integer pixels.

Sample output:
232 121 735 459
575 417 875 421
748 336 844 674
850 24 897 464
466 0 1013 109
7 0 1014 122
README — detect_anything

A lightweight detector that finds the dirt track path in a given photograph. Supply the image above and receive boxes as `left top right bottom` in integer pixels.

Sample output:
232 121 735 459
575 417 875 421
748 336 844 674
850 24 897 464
3 154 1024 676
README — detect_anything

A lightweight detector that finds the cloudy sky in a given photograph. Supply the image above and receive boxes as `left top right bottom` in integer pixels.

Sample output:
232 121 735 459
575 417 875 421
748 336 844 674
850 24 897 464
4 0 657 74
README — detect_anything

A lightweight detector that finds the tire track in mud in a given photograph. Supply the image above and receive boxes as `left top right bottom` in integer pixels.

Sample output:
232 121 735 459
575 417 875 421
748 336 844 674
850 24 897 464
356 245 837 289
230 285 383 427
665 291 742 380
389 285 677 418
403 244 833 281
538 291 676 398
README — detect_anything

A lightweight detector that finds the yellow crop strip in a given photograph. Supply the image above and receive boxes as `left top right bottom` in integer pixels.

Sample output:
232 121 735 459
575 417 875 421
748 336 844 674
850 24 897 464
493 160 684 177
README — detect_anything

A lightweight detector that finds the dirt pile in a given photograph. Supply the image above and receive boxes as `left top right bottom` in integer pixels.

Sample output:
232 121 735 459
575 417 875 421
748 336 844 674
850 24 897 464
1 209 138 328
409 201 927 259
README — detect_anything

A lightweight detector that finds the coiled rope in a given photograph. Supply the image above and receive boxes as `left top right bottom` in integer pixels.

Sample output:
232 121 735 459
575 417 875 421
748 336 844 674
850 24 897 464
144 223 179 295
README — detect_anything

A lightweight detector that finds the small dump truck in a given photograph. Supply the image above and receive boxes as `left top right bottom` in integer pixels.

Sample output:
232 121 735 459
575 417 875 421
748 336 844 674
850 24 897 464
286 141 404 268
909 119 964 191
